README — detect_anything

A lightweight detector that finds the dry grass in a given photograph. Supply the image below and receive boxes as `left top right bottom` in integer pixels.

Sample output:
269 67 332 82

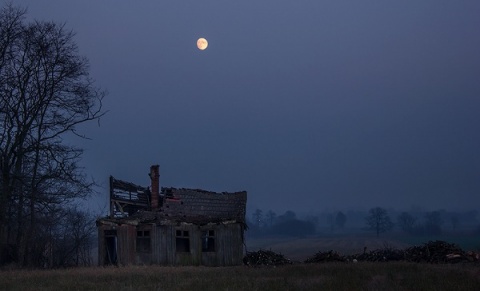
1 262 480 291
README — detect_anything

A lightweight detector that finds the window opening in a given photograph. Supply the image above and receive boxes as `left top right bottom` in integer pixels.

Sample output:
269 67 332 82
202 230 215 252
176 230 190 253
136 230 151 252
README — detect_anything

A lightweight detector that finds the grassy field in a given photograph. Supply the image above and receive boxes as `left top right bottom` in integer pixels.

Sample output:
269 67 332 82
1 263 480 290
2 235 478 290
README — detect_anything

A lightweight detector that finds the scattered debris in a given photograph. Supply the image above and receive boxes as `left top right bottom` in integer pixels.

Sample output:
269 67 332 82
305 250 346 263
243 250 293 266
244 241 480 267
403 240 472 263
303 240 480 264
346 248 405 262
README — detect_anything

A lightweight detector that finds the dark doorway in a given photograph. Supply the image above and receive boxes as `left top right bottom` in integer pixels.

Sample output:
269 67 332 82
104 230 117 265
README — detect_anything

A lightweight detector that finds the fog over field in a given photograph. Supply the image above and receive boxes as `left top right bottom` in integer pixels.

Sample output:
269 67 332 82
15 0 480 214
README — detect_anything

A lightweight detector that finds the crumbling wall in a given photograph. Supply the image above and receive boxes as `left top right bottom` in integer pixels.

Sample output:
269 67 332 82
97 180 247 266
161 188 247 223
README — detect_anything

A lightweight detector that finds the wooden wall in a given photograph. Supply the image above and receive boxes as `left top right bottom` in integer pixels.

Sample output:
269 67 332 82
97 224 135 266
98 222 244 266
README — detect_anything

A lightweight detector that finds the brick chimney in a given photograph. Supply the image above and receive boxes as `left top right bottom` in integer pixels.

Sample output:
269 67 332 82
150 165 160 210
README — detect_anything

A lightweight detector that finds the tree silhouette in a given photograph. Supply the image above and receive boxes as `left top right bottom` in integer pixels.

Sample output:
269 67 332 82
425 211 443 235
0 3 104 267
397 212 416 234
365 207 394 237
252 209 263 228
265 210 276 227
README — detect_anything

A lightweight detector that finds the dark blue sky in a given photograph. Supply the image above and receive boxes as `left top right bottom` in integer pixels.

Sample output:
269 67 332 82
15 0 480 213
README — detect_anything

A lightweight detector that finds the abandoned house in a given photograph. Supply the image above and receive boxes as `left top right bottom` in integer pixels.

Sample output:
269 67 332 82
96 165 247 266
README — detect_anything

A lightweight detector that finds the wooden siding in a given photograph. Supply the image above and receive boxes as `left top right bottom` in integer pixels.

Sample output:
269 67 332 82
97 225 106 265
98 223 244 266
135 224 155 265
117 225 134 265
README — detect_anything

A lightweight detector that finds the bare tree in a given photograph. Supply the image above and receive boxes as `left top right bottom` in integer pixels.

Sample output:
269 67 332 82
52 207 96 267
0 4 105 267
425 211 443 235
397 212 416 234
265 210 276 227
365 207 394 237
252 209 263 228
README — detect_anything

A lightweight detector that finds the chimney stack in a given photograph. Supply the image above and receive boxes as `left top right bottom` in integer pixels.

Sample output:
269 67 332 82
150 165 160 210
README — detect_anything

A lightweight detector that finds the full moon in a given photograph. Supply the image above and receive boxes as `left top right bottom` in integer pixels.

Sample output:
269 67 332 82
197 38 208 50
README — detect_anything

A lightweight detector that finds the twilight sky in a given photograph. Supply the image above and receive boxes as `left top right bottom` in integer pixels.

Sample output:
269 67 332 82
13 0 480 213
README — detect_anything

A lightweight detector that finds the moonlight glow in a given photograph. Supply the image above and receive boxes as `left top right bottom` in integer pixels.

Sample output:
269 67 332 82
197 38 208 50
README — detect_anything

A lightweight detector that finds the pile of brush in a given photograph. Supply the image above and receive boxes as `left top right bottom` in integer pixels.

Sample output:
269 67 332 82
303 241 480 264
347 248 405 262
243 250 293 266
404 240 473 263
305 250 347 263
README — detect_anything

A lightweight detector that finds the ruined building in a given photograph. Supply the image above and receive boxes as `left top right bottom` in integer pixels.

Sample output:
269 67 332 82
96 165 247 266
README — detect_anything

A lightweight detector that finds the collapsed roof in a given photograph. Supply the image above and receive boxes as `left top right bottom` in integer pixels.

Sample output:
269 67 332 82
99 165 247 226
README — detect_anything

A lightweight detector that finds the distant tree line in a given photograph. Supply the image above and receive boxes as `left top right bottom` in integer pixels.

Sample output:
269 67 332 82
365 207 476 237
248 209 351 238
247 206 479 239
396 210 446 236
248 209 316 238
326 211 347 232
0 4 104 268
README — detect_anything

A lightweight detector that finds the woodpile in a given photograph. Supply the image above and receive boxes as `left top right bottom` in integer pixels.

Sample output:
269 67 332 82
303 240 480 264
245 241 480 267
305 250 346 263
347 248 405 262
243 250 293 266
404 240 474 263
